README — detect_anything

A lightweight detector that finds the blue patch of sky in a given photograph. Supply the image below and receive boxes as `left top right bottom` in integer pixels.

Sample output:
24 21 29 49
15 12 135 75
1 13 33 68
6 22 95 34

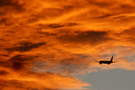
77 69 135 90
131 55 135 58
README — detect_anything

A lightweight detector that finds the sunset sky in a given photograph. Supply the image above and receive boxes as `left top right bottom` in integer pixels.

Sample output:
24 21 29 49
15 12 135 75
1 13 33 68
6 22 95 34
0 0 135 90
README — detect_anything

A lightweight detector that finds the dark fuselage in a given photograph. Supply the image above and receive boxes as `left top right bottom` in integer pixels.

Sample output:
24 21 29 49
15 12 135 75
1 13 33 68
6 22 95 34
99 61 112 65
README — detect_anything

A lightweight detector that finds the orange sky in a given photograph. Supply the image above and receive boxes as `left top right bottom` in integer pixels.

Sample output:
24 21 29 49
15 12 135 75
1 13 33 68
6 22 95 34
0 0 135 90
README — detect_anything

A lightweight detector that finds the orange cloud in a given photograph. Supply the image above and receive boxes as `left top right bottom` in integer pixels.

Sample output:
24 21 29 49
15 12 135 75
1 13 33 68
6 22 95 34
0 70 90 90
0 54 91 89
1 0 135 89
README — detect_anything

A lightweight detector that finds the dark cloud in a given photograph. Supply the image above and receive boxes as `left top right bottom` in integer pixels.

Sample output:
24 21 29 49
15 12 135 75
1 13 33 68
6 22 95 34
0 0 15 7
89 0 113 8
0 17 14 26
0 18 7 24
9 55 27 71
0 79 8 89
37 23 78 31
0 12 5 16
0 55 33 71
46 23 67 29
8 55 39 71
11 61 24 71
57 31 112 45
0 0 24 12
63 5 75 11
1 55 9 57
37 31 57 36
48 23 78 28
119 4 135 13
39 23 65 29
94 14 113 19
6 42 46 52
0 70 9 75
122 28 135 35
9 55 27 62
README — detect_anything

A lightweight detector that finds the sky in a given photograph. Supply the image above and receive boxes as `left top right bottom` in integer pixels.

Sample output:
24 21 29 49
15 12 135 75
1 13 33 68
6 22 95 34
0 0 135 90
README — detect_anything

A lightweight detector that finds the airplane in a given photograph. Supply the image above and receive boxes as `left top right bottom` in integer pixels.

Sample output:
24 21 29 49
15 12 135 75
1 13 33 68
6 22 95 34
98 56 116 65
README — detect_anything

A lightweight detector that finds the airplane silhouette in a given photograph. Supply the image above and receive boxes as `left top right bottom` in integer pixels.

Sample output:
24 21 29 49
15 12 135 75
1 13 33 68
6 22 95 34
98 56 116 65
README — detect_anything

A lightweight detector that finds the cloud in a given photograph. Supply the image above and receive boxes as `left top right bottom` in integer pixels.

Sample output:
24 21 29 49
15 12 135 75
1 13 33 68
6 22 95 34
0 70 9 76
57 31 112 46
0 53 91 89
6 41 46 52
0 71 90 90
0 0 23 9
1 0 135 89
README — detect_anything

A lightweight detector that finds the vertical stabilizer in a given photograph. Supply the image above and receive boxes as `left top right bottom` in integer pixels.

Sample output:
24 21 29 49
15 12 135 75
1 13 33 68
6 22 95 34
110 56 113 62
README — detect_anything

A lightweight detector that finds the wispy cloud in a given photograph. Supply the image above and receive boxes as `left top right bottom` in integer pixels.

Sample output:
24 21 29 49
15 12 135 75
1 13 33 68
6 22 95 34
1 0 135 89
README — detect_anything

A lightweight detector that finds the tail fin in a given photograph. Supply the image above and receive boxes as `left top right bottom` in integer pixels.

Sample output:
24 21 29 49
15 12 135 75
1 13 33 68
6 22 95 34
110 56 113 62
